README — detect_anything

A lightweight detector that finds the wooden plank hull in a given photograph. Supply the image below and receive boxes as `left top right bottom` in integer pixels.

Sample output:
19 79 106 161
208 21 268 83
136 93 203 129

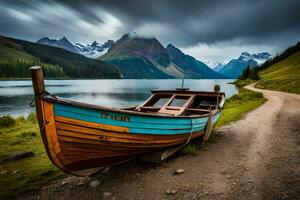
29 66 224 176
40 100 221 176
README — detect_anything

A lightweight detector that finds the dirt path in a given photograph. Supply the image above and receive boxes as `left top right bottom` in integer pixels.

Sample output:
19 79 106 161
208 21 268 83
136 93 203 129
18 85 300 200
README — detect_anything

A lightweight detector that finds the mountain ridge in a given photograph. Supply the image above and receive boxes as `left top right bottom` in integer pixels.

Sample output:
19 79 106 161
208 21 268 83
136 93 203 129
36 36 114 58
0 36 121 78
36 36 79 54
217 51 271 78
100 34 226 79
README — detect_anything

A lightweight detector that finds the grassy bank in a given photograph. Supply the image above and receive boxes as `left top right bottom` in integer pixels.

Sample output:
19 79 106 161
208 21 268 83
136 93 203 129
255 51 300 94
216 88 266 127
0 114 64 199
234 79 256 87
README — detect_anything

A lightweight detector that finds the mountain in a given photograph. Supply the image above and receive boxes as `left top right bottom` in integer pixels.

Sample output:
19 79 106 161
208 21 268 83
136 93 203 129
217 52 271 78
37 36 79 54
166 44 226 78
74 40 114 58
0 36 121 79
37 37 114 58
212 62 226 71
100 34 225 79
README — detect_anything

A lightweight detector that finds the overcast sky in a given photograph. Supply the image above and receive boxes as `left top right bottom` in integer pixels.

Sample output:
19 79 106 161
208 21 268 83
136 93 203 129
0 0 299 66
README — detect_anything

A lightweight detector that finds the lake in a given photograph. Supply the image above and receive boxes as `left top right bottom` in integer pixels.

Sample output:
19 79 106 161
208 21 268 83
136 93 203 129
0 79 237 116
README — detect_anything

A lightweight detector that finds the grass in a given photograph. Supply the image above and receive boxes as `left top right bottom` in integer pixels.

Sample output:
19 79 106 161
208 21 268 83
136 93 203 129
256 51 300 94
234 79 256 87
216 88 266 127
0 114 64 199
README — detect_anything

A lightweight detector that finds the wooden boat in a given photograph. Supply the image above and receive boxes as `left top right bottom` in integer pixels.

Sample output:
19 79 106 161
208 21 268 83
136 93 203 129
30 66 225 176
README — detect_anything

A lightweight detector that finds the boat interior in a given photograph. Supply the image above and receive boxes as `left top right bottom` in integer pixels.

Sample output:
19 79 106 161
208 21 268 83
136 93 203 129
125 90 225 116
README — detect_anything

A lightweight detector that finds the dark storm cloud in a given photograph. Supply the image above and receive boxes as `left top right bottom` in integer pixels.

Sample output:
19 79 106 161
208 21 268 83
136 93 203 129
0 0 299 63
1 0 299 44
58 0 300 46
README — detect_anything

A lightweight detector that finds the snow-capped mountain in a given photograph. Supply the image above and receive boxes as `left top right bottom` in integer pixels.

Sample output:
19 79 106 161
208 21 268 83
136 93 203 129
36 36 114 58
211 62 226 71
216 52 271 78
37 37 80 54
75 40 114 58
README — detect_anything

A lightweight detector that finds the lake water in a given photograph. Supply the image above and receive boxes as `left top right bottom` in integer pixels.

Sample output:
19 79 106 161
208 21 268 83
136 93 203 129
0 79 237 116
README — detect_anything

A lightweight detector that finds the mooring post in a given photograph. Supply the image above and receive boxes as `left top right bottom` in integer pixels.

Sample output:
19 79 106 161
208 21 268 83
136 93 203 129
30 66 45 96
29 66 45 128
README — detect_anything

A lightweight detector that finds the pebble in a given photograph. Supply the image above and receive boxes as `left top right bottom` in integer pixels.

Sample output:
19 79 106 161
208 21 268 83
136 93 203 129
102 167 110 175
166 189 177 195
0 170 7 175
76 182 85 187
89 180 101 187
226 175 231 179
244 167 250 171
12 170 18 174
174 169 185 175
103 192 112 198
61 181 68 186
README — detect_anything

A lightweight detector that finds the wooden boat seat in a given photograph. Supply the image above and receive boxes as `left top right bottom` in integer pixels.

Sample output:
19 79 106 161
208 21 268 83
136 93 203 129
139 106 161 112
185 108 211 112
184 108 211 115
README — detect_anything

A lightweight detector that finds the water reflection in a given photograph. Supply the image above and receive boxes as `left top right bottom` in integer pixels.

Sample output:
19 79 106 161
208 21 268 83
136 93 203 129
0 79 237 116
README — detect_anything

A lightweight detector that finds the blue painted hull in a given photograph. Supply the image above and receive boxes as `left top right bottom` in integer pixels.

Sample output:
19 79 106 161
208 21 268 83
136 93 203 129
54 103 222 136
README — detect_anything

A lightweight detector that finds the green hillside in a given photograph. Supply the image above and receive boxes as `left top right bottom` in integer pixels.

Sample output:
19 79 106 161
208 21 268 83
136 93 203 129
0 36 121 79
256 50 300 94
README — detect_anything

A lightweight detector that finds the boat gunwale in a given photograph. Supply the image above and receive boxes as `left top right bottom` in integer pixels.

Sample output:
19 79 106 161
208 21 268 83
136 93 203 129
43 92 223 119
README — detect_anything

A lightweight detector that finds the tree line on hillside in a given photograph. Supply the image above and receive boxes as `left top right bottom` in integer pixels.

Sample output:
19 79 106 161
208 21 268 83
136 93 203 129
239 65 259 80
1 37 121 79
239 42 300 80
0 60 65 78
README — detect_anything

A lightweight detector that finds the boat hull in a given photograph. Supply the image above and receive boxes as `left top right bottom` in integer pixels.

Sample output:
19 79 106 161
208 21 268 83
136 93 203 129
40 100 221 176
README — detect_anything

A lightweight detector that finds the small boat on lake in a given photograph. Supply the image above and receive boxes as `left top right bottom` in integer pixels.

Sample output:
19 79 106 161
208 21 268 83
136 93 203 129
30 66 225 176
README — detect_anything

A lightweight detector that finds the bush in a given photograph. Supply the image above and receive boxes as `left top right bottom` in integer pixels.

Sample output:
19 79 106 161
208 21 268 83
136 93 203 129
0 115 16 128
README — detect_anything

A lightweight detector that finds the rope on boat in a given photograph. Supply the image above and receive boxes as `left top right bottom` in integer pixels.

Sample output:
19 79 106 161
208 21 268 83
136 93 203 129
185 118 194 145
29 99 35 107
202 106 213 146
160 118 194 160
30 90 57 108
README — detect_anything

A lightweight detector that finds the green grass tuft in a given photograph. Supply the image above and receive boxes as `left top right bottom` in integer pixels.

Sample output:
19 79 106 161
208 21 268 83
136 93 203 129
0 115 16 128
0 114 65 199
234 79 256 87
216 88 266 127
180 143 198 155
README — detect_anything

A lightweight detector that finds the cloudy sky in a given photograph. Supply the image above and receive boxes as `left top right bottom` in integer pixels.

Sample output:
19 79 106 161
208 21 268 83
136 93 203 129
0 0 299 66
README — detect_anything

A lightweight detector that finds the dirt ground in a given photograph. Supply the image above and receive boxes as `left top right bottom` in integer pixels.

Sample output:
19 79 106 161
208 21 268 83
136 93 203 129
17 85 300 200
